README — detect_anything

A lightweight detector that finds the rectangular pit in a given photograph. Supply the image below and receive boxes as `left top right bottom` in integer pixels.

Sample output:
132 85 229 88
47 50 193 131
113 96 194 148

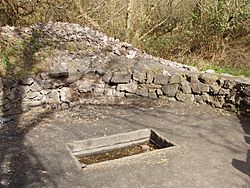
67 129 175 168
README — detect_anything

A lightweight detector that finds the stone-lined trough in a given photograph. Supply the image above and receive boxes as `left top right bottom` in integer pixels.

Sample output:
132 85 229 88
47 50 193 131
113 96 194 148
67 129 175 168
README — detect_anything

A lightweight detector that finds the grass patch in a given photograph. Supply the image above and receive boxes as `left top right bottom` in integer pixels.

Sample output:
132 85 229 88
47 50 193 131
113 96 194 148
0 30 44 77
0 27 101 78
200 65 250 77
175 55 250 78
0 29 65 78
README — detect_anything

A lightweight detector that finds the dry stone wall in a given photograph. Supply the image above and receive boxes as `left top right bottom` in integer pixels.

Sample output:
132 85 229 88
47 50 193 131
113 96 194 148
1 67 249 116
0 22 249 116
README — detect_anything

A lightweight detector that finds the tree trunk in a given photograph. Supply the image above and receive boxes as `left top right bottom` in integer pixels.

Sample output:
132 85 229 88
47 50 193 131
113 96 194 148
125 0 133 42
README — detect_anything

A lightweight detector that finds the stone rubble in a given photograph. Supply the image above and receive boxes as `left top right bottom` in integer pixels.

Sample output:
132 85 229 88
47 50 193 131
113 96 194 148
0 22 249 116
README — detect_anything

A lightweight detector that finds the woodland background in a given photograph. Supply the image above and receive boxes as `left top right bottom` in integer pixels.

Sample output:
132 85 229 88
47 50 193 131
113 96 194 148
0 0 250 76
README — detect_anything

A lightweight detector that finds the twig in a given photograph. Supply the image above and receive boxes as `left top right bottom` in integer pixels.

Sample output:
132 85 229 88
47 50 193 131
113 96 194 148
139 0 183 41
87 0 106 15
139 15 171 40
101 5 127 26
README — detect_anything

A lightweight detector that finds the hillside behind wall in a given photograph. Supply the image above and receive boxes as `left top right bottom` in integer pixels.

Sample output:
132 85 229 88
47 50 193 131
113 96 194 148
0 22 249 117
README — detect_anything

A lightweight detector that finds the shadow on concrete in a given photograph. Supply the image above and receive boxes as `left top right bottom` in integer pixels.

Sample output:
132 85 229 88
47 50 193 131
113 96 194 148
232 115 250 177
0 78 55 187
231 87 250 177
82 100 250 178
0 28 57 187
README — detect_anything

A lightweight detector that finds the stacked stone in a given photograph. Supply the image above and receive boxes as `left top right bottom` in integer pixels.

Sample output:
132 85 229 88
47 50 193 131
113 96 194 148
0 22 249 116
0 66 249 116
101 70 250 115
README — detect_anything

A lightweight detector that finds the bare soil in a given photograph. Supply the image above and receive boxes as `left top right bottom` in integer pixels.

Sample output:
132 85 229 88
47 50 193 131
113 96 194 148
78 142 159 165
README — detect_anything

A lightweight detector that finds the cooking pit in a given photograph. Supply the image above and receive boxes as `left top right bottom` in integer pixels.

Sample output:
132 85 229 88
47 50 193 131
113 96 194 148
66 129 175 168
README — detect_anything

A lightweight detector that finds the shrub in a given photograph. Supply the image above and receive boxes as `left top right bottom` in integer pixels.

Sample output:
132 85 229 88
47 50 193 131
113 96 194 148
0 0 249 76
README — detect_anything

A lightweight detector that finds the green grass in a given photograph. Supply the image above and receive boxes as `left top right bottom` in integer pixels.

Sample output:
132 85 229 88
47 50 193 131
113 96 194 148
200 65 250 78
0 30 46 78
141 34 250 78
1 54 11 67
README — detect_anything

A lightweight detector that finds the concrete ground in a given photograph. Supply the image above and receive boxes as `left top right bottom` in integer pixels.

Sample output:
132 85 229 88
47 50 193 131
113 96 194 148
0 98 249 188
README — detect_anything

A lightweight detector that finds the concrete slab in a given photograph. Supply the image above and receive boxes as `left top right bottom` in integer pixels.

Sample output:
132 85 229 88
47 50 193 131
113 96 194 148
0 98 249 188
